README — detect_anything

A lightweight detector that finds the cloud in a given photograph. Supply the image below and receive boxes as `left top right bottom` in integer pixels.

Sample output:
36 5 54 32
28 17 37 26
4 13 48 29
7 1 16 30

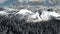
0 0 7 3
45 0 60 6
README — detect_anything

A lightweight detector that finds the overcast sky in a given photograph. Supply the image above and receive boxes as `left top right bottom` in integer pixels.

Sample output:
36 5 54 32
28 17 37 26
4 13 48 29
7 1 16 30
0 0 14 7
0 0 60 7
0 0 7 3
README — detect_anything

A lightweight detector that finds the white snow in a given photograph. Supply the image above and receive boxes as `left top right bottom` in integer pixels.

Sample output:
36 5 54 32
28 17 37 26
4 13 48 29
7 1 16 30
40 11 60 21
14 9 60 22
40 11 51 21
49 11 60 17
16 9 33 15
27 12 42 22
0 11 8 16
15 9 43 22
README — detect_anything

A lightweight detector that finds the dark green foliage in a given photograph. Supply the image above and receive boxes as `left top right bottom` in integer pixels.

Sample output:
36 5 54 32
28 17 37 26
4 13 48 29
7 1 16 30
0 16 60 34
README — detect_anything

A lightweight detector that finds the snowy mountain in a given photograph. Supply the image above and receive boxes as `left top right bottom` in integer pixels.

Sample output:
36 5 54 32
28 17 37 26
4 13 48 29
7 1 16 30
0 8 60 22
